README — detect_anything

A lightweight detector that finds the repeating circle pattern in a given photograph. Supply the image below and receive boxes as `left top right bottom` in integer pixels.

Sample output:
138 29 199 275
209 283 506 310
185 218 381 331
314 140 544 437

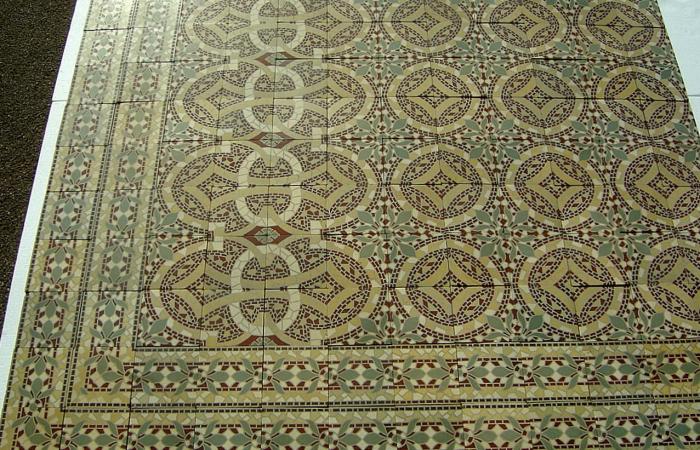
153 0 699 347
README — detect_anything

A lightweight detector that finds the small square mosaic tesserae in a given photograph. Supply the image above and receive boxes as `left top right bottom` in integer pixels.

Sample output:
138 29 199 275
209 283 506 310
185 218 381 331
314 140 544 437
3 0 700 448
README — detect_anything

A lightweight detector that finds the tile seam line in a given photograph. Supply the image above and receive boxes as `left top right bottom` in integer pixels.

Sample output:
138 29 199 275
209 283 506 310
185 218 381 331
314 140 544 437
0 0 91 418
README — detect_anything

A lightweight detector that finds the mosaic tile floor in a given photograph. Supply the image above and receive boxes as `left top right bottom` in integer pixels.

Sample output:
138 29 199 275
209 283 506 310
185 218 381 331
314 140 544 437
3 0 700 448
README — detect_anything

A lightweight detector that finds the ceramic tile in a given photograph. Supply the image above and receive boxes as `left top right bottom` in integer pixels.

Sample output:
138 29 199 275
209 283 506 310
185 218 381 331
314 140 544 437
1 407 65 449
26 239 89 292
455 344 595 401
76 30 128 68
5 0 700 445
587 25 667 58
68 63 122 105
38 191 98 240
654 401 700 448
141 235 209 292
274 22 329 59
325 22 396 60
111 101 167 150
57 102 115 147
66 347 137 412
126 412 197 448
126 23 178 63
577 0 665 29
59 412 130 450
492 78 590 139
84 0 135 30
47 145 107 192
120 62 174 103
16 291 79 349
458 403 668 449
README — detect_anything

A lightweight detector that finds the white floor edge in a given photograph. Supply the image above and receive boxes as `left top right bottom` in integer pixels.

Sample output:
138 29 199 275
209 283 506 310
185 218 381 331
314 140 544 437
690 96 700 128
658 0 700 127
0 0 90 417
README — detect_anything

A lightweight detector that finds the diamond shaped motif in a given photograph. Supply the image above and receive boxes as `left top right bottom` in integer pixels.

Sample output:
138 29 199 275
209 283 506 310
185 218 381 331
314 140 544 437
416 12 440 33
608 16 634 35
649 172 678 198
514 13 538 33
675 268 700 299
554 271 588 301
539 173 568 199
628 88 656 111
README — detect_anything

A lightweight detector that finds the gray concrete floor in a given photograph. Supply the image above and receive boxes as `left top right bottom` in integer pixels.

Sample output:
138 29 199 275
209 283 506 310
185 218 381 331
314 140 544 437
0 1 76 327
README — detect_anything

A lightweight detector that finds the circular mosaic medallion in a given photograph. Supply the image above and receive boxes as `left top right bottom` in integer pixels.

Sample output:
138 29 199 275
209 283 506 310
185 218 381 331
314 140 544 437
637 238 700 327
617 146 700 227
506 145 603 229
598 66 683 137
519 241 626 337
383 0 469 52
578 1 661 58
162 140 376 235
386 62 481 133
583 25 659 58
482 0 567 55
389 143 489 227
184 0 301 56
184 0 370 58
493 63 584 134
397 240 502 288
395 284 502 340
579 0 660 30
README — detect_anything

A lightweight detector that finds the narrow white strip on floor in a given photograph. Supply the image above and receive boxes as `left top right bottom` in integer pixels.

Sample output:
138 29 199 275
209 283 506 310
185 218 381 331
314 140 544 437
0 0 91 416
658 0 700 126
